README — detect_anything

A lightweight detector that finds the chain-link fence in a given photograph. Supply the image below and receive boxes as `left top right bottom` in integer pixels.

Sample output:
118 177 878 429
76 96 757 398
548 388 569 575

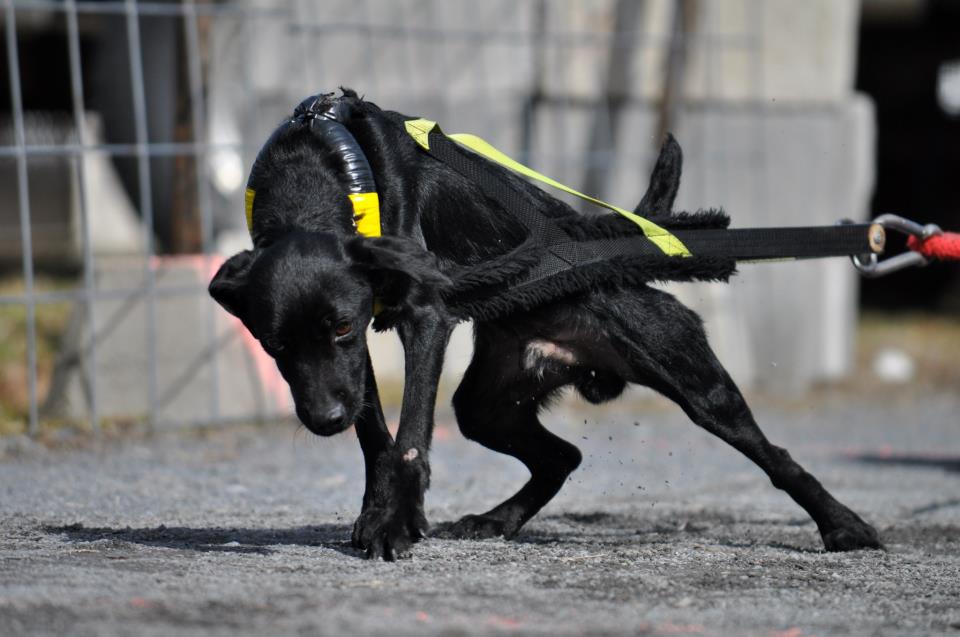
0 0 872 436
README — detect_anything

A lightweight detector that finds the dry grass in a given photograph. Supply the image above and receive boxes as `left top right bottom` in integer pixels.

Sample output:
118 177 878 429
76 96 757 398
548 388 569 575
0 276 75 435
855 311 960 389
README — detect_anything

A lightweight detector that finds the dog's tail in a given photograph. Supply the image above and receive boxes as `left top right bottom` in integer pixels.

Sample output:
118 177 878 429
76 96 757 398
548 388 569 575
635 134 729 231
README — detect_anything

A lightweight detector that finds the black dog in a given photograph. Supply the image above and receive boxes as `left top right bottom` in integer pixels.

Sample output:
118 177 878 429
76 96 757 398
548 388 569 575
209 90 881 560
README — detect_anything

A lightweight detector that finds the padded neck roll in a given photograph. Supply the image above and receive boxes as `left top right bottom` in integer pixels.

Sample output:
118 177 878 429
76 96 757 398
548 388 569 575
294 93 377 196
245 93 382 238
308 117 377 195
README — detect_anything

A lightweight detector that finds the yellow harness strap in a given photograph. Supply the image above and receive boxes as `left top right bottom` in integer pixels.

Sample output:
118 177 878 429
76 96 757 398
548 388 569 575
245 190 381 238
348 192 382 237
404 118 691 257
245 188 256 234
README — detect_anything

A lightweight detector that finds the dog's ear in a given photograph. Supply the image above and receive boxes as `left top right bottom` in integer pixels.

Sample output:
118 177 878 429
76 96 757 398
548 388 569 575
636 133 683 217
347 236 451 310
209 250 257 331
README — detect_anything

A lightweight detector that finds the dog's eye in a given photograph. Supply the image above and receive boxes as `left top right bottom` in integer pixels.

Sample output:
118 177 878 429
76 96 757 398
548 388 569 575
334 322 352 338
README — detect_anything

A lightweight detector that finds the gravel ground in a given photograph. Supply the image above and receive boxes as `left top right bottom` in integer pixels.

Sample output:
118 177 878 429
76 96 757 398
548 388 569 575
1 389 958 636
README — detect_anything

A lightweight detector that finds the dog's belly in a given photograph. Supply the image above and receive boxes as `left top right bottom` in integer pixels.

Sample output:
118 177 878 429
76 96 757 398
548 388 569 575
523 339 578 370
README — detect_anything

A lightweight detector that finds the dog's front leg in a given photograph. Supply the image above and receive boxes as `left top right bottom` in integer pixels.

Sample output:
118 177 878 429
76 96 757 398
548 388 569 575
352 307 454 560
352 354 394 532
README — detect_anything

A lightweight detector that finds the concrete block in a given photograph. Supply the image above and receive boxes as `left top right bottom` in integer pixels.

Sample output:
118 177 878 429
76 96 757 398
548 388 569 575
541 0 861 105
197 0 873 399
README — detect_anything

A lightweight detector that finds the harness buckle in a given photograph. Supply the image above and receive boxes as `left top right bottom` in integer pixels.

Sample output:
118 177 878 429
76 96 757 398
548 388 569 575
849 214 943 278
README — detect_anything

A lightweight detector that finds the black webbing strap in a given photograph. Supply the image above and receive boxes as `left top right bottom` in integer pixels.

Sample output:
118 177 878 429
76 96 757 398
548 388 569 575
504 225 874 290
673 224 875 260
385 111 570 246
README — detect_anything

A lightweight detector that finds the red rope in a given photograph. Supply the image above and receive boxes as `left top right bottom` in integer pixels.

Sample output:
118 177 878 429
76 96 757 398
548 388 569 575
907 232 960 261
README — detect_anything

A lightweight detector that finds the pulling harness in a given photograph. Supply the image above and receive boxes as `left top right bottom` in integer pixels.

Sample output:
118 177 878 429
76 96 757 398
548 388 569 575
245 94 960 318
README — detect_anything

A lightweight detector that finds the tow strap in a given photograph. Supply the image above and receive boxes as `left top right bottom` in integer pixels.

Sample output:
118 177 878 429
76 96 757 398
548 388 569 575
387 113 882 268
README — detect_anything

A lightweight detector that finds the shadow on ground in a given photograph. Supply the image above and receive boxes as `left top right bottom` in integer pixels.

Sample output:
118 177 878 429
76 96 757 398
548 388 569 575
849 453 960 473
45 523 360 557
45 510 828 560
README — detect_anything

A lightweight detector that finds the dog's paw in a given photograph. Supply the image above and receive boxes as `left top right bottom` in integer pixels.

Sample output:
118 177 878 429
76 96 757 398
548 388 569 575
405 501 429 541
822 520 883 552
436 514 512 540
352 507 422 561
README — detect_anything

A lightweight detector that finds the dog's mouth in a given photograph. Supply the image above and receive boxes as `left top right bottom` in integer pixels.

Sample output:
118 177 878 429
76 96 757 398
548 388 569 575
308 422 355 437
301 418 355 437
296 406 357 437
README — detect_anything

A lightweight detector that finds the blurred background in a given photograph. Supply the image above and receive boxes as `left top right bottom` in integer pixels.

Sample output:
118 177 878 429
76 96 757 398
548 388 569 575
0 0 957 437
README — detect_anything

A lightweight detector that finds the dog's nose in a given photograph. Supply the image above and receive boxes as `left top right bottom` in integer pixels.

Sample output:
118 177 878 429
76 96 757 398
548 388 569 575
296 401 350 435
321 404 346 428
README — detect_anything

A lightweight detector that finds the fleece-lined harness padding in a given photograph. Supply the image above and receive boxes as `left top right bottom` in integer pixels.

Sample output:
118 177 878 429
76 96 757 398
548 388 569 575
380 112 880 321
379 110 736 320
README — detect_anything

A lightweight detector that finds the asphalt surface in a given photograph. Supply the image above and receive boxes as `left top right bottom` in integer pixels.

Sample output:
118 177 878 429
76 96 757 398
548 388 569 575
1 389 958 636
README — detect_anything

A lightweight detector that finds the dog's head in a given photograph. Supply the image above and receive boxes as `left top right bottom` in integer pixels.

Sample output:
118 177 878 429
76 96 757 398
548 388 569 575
209 233 448 436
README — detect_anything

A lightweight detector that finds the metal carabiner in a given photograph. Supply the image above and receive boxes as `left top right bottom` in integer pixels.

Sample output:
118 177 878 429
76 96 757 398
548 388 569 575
851 214 943 278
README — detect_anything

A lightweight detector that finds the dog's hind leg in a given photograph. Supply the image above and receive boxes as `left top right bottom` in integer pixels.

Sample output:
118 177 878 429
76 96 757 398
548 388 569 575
444 321 587 540
592 286 882 551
